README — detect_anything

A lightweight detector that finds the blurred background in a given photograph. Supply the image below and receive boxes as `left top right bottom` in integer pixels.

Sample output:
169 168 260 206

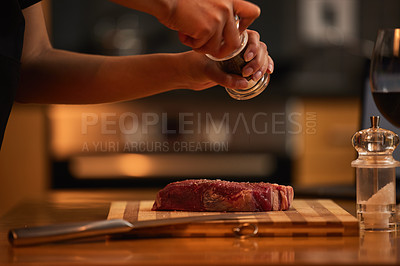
1 0 400 216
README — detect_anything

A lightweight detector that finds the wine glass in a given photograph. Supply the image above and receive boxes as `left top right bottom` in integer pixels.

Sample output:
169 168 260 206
366 29 400 231
370 28 400 127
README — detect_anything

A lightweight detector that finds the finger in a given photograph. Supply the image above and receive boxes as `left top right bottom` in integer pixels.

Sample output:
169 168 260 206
178 27 216 50
233 0 261 32
193 21 225 56
205 60 248 89
242 42 267 77
253 59 268 82
243 30 260 62
267 55 274 74
218 13 242 59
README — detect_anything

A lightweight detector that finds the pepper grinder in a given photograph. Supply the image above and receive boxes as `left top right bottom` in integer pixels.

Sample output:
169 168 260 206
206 18 270 100
351 116 399 231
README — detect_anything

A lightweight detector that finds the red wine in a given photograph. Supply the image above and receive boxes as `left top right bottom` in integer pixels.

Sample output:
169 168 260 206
372 92 400 127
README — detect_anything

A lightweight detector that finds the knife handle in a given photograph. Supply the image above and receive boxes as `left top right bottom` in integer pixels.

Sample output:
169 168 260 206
8 219 133 247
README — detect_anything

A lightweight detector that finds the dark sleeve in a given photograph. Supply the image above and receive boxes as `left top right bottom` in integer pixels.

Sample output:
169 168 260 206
19 0 41 9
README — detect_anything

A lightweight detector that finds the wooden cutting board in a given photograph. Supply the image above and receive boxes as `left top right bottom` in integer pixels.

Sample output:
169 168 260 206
107 199 359 237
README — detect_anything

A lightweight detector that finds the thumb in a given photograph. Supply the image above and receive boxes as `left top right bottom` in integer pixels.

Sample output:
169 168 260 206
206 62 248 89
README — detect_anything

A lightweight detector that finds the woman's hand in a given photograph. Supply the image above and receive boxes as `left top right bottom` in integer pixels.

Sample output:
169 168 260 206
180 30 273 91
161 0 260 59
241 30 274 82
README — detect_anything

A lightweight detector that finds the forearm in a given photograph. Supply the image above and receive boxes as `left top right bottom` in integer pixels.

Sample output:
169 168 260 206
17 2 261 105
17 48 189 104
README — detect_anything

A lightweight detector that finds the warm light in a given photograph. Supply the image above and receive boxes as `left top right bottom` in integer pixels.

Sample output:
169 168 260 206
70 154 152 178
70 153 274 179
394 29 400 57
118 154 152 177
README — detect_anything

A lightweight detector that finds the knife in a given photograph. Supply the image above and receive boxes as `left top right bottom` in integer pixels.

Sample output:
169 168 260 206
9 213 260 247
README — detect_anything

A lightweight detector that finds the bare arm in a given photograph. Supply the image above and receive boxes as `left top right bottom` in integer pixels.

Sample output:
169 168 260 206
17 3 271 104
17 3 239 104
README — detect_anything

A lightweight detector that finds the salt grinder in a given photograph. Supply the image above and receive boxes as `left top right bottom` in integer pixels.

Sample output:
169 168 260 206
206 18 270 100
351 116 399 231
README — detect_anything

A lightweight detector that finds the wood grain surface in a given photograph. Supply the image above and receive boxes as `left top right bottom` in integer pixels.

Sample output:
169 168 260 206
2 191 398 265
107 199 359 237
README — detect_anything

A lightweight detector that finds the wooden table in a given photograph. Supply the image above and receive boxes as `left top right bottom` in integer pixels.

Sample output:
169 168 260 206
0 190 399 265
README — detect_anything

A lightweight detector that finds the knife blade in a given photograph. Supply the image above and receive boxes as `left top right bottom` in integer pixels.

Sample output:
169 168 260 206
9 213 260 247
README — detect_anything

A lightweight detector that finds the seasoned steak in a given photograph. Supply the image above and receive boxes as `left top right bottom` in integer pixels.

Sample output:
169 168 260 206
152 179 294 212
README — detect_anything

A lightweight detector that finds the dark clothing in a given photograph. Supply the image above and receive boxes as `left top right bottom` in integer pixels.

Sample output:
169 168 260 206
0 0 41 149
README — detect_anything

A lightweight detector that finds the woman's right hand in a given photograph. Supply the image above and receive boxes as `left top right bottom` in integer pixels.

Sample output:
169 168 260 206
158 0 260 59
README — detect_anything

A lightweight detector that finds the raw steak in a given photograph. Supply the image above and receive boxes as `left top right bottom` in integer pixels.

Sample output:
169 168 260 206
152 179 294 212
